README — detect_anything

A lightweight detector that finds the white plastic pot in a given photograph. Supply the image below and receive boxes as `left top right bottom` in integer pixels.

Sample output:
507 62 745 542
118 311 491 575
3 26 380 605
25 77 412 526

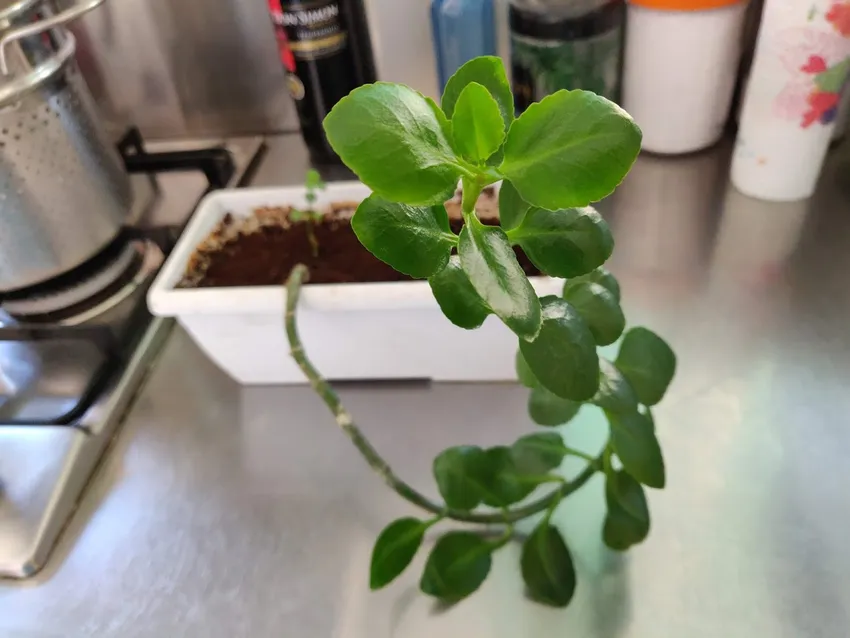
147 182 560 385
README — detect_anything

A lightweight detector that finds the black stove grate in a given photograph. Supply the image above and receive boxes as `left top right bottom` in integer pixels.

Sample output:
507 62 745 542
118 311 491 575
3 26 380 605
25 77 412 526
0 128 239 430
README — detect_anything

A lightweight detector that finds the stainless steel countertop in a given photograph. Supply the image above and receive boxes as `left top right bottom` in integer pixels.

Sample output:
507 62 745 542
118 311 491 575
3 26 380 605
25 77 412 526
3 135 850 637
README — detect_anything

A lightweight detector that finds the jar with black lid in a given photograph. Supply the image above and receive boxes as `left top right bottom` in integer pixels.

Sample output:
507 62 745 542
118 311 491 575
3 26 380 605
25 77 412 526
510 0 625 113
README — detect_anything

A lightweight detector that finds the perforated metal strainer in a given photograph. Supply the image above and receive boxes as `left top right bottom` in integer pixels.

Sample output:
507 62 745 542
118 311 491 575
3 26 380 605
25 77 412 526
0 0 132 293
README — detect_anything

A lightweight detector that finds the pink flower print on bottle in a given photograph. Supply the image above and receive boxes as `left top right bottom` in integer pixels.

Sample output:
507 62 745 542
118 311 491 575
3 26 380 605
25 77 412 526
771 4 850 128
733 0 850 200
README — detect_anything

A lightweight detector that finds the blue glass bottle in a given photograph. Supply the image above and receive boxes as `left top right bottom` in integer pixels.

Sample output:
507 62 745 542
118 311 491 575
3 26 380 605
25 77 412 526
431 0 497 93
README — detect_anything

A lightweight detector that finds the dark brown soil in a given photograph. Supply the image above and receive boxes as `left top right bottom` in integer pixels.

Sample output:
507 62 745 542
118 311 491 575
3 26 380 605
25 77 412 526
187 201 541 288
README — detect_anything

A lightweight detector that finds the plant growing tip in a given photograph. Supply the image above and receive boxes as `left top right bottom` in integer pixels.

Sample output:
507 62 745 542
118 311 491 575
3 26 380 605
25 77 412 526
289 169 327 257
281 56 676 610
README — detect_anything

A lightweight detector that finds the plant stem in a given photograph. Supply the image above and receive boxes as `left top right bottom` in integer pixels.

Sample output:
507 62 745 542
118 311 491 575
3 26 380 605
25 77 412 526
564 446 596 463
284 264 601 524
306 221 319 258
461 176 483 216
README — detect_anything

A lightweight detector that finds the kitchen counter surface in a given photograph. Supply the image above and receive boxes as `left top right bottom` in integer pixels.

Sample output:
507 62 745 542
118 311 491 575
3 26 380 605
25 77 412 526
3 135 850 637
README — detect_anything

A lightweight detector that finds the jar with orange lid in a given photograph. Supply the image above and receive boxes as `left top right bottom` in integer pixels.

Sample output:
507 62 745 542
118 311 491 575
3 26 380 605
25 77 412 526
621 0 750 154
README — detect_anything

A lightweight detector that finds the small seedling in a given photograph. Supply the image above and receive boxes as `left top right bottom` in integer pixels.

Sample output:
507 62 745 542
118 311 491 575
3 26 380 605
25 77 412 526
284 57 676 609
289 168 326 257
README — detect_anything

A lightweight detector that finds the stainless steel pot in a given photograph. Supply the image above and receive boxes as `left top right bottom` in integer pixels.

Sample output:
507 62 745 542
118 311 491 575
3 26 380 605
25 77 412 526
0 0 133 293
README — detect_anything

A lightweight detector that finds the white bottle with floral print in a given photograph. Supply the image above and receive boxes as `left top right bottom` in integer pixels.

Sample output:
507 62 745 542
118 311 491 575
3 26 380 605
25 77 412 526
731 0 850 201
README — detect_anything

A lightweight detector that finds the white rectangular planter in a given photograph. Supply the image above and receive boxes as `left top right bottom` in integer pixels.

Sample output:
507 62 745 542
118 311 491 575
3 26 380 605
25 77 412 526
147 182 561 385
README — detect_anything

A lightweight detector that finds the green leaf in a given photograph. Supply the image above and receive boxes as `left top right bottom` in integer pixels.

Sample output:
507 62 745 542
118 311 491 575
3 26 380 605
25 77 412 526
642 406 655 431
602 471 650 551
451 82 505 163
420 531 493 602
564 268 620 302
528 386 581 426
616 327 677 406
370 517 428 589
323 83 461 206
507 206 614 278
498 180 531 231
606 410 665 489
521 523 576 607
519 296 599 401
562 282 625 346
592 358 638 413
305 168 324 191
351 194 455 278
511 432 568 475
500 90 641 210
432 446 487 510
429 256 491 329
480 446 528 507
458 218 541 339
442 56 514 135
607 469 650 525
515 349 538 388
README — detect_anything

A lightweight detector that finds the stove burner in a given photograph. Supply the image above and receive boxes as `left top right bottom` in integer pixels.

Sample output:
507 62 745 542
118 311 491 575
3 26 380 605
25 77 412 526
0 132 265 580
2 240 146 323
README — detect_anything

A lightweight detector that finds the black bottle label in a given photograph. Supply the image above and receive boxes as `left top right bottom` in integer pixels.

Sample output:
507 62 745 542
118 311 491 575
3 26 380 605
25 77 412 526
274 0 348 61
267 0 376 163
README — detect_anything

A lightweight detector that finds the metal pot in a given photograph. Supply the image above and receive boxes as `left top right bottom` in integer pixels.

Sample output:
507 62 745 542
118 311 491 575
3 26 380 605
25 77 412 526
0 0 133 293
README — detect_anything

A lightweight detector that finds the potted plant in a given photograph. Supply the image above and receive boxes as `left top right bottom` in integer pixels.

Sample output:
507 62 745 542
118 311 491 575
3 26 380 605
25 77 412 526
147 165 556 385
280 56 676 607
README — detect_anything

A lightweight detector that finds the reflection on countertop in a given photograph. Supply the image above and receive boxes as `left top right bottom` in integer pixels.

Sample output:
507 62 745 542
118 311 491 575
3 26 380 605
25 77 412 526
2 135 850 637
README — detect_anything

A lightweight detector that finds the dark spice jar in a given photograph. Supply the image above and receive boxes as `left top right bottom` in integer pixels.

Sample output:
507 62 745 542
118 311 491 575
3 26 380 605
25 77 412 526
267 0 377 164
509 0 625 113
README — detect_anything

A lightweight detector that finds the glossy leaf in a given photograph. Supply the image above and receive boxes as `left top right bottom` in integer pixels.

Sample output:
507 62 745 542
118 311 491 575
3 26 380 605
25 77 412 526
521 523 577 607
592 358 638 413
564 267 620 302
323 83 461 205
442 56 514 133
519 296 599 401
420 531 493 602
458 218 541 339
429 255 491 329
515 349 538 388
603 471 650 551
370 517 428 589
451 82 505 163
607 469 650 525
507 206 613 278
433 446 488 510
500 89 641 210
606 410 665 489
616 327 677 406
480 446 529 507
528 386 581 426
511 432 568 475
498 180 531 231
351 195 455 278
643 406 655 431
562 282 625 346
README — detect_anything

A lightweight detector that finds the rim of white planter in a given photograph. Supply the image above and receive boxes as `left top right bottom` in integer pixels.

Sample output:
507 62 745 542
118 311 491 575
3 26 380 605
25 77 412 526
147 181 558 317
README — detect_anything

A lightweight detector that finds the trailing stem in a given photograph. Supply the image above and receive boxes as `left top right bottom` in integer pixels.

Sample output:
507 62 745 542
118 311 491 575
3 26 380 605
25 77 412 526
284 263 602 525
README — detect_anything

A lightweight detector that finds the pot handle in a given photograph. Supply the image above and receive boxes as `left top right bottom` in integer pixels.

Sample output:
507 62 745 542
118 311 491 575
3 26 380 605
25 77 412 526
0 0 105 74
0 32 75 107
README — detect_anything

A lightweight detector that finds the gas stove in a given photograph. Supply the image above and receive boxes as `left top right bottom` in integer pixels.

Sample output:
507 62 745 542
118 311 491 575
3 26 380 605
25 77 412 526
0 132 264 578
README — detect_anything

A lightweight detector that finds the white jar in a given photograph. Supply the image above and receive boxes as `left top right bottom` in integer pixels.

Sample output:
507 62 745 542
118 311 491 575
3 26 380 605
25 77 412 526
622 0 749 154
731 0 850 201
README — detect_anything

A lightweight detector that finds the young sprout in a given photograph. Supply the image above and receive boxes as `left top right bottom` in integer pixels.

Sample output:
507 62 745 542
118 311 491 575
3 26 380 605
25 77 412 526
289 168 327 257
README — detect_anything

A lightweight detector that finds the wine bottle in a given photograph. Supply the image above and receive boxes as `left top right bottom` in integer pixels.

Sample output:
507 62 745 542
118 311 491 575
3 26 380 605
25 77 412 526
267 0 377 164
